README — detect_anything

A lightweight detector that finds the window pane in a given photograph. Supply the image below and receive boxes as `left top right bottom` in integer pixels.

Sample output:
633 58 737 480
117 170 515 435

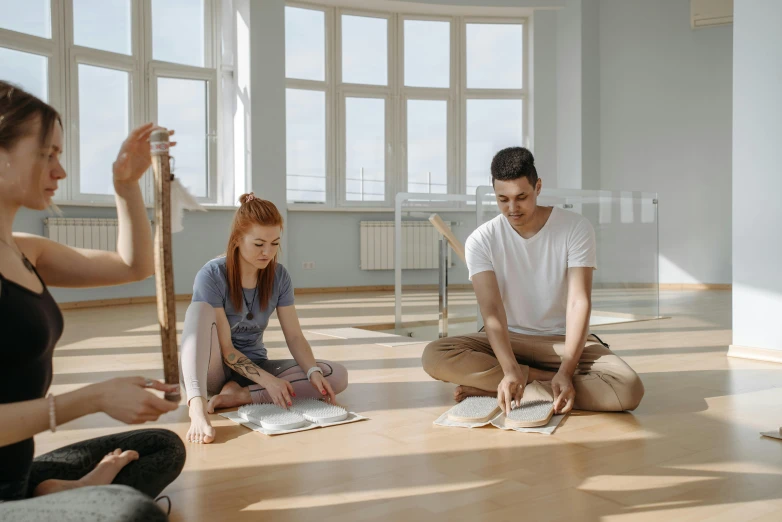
157 77 209 198
73 0 131 55
408 100 447 194
78 65 128 195
285 7 325 82
342 15 387 86
466 23 523 89
152 0 205 67
0 0 51 38
404 20 449 88
0 48 48 101
466 99 522 195
287 89 326 203
346 97 385 202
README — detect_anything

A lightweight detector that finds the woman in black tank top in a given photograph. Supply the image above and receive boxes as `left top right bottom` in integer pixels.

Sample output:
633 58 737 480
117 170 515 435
0 81 185 521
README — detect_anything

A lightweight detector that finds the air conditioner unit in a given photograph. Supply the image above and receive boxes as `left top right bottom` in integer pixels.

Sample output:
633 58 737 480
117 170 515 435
691 0 733 29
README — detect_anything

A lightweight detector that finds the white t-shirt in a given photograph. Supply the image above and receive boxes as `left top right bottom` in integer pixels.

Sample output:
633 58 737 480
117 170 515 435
465 207 597 336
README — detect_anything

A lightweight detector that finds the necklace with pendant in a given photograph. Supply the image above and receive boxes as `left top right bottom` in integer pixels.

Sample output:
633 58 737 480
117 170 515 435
242 284 258 320
0 236 35 273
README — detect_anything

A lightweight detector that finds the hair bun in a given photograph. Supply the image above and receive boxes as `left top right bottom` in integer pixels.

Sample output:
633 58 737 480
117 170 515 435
239 192 257 205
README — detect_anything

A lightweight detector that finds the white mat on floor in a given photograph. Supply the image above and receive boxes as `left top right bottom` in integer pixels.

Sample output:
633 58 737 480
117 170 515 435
220 410 368 436
434 410 566 435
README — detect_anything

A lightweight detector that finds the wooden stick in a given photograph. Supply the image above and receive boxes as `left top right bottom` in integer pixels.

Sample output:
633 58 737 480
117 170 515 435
429 213 466 264
150 129 181 402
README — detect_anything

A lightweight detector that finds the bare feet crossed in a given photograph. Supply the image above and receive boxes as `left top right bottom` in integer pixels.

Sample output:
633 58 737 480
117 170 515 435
206 381 252 414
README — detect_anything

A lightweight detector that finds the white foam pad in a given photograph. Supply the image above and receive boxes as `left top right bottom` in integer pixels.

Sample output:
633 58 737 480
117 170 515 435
506 400 554 428
290 399 348 424
447 396 501 423
238 404 307 431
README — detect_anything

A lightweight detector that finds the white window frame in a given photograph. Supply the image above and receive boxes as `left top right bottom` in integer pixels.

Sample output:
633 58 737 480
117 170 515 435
0 0 65 154
147 63 218 203
64 0 142 204
285 1 334 208
0 0 238 207
398 14 456 197
285 3 529 211
336 8 395 208
461 16 529 196
0 0 65 111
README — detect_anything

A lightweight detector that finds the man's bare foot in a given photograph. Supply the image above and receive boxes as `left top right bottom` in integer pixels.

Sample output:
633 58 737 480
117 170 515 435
454 385 497 403
207 381 252 413
35 449 139 497
188 397 216 444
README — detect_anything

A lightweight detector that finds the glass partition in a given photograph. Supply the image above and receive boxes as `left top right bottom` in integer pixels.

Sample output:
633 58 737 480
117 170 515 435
385 188 661 340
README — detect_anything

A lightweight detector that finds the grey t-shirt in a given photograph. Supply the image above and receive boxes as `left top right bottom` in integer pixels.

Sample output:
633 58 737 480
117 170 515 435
191 257 294 360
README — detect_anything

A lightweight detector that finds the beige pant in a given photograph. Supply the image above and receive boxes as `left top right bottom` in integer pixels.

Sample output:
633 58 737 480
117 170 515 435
422 332 644 411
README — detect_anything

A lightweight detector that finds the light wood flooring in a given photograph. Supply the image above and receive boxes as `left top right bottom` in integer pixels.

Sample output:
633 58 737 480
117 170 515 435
38 289 782 521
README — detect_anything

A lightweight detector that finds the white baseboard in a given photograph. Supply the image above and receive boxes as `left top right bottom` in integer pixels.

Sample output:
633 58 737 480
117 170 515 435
728 344 782 365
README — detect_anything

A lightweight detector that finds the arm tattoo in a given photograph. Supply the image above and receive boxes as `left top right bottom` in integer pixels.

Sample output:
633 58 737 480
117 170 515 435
224 354 263 379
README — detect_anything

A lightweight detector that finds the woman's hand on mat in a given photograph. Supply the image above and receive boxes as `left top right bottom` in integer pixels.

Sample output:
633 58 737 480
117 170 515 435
112 123 176 187
551 372 576 414
497 369 526 414
94 377 179 423
309 372 336 404
262 375 296 409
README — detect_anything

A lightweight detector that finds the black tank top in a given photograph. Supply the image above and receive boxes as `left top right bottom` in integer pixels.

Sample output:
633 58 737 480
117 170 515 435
0 260 64 500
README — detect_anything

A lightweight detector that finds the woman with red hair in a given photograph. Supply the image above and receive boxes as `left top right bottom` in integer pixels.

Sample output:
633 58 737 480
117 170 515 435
181 193 348 444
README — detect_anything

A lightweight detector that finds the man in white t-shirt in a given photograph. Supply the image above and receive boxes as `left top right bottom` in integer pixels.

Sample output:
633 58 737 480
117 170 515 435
422 147 644 415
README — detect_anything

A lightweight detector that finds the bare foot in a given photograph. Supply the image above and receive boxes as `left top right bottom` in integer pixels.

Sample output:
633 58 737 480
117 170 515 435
187 397 216 444
207 381 252 413
34 449 139 497
454 385 497 403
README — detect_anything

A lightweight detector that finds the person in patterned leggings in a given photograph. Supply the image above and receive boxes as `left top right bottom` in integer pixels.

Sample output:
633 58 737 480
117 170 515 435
0 81 185 521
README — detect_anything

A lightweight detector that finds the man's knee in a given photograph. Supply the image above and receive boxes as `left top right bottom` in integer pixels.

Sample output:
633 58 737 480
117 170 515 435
619 371 645 411
421 337 455 380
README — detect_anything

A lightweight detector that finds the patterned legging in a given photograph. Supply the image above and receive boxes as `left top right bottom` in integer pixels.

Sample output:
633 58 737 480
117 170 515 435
0 428 185 522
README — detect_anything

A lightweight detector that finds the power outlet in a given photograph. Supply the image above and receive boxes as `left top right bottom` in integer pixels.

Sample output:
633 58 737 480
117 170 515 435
302 261 315 270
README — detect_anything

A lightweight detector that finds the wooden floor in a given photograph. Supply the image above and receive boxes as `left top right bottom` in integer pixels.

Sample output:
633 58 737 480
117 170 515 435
39 289 782 521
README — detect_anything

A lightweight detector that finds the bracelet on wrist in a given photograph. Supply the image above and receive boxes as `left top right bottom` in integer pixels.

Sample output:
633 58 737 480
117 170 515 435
47 393 57 433
307 366 324 381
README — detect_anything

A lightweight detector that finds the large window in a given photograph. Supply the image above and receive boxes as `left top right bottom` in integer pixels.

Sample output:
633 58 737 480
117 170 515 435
0 0 240 205
285 4 527 207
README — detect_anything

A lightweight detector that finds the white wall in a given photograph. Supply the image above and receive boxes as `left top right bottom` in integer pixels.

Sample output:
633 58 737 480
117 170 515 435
599 0 733 285
531 9 558 182
250 0 288 262
732 0 782 352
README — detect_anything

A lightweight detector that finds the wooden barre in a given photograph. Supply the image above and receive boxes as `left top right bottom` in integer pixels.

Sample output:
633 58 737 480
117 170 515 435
428 213 466 264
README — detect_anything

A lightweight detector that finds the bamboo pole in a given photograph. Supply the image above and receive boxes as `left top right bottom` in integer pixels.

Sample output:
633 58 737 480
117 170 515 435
150 129 181 402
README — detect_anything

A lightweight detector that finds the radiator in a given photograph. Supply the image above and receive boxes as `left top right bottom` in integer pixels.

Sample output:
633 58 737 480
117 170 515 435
44 218 120 251
360 221 453 270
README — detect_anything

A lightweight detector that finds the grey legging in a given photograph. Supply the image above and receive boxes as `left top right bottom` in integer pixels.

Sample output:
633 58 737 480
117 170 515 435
180 301 348 404
0 428 185 522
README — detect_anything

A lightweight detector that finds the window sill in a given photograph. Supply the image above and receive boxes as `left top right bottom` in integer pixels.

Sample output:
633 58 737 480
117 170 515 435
287 204 479 214
52 200 239 211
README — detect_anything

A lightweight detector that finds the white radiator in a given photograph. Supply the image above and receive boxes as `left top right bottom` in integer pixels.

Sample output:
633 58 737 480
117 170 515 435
44 218 120 251
360 221 453 270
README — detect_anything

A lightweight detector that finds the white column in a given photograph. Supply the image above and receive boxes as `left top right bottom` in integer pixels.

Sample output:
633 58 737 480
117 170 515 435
729 0 782 361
